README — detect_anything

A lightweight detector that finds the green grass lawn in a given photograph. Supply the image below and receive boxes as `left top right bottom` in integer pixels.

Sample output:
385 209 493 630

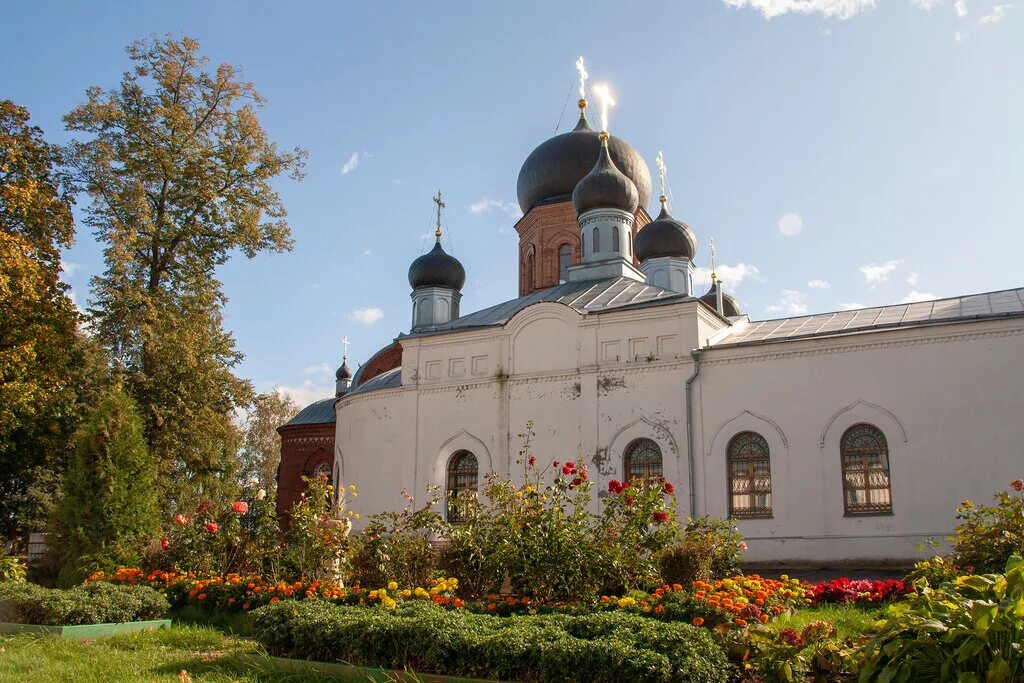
0 625 401 682
768 602 884 640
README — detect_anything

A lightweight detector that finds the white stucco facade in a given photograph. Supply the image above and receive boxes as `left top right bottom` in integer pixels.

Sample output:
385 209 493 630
333 291 1024 564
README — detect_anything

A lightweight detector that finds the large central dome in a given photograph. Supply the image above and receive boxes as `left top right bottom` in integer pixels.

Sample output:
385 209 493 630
516 111 652 215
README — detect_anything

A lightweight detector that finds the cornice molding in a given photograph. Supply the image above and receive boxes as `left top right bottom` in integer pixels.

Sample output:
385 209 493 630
703 327 1024 367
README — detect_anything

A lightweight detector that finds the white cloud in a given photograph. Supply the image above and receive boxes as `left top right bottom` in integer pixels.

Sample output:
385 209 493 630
274 381 334 409
980 4 1013 23
840 302 866 310
363 249 373 257
808 279 831 289
773 289 809 315
348 307 384 325
721 0 877 19
341 152 368 175
955 0 968 16
859 259 903 285
302 363 334 377
906 272 919 286
693 263 762 289
912 0 938 8
60 259 81 278
778 213 803 236
469 198 523 219
955 29 967 41
902 290 938 303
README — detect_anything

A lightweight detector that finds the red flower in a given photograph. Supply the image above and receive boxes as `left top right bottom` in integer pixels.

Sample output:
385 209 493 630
578 470 588 481
663 481 675 495
652 511 668 524
1012 479 1024 492
565 460 575 469
528 456 535 466
206 522 219 534
553 461 560 468
625 495 634 506
160 537 169 549
562 465 572 475
174 514 187 526
232 500 249 515
608 480 622 494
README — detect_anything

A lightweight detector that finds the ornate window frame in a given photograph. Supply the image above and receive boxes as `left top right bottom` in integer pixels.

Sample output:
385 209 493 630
726 431 773 519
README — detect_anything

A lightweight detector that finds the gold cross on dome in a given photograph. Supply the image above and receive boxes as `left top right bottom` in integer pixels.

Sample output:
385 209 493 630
341 336 350 361
656 151 667 205
709 238 718 282
433 190 445 239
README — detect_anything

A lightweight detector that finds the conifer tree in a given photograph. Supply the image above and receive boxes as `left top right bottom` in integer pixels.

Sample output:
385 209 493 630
53 382 158 585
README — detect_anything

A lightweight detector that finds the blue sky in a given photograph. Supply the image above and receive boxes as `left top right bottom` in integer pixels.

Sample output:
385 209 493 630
2 0 1021 407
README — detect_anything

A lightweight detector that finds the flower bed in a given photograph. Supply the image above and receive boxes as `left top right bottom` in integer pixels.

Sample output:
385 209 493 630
809 577 911 605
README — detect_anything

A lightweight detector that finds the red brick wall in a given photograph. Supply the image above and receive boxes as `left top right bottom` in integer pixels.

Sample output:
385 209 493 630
515 200 651 295
276 422 335 528
357 342 402 386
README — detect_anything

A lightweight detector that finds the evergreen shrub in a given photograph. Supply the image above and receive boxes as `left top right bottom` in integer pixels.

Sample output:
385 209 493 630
250 599 732 683
0 581 168 625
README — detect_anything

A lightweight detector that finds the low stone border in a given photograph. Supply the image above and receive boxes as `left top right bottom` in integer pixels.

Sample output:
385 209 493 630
0 618 172 638
238 653 511 682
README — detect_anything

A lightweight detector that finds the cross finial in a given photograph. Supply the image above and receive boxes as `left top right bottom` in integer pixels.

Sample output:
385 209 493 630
341 336 350 361
655 151 667 208
433 190 445 241
709 238 717 282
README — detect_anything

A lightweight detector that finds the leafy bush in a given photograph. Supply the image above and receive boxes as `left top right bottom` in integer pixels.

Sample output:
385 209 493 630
657 533 714 587
0 554 26 583
905 555 970 587
348 487 442 588
250 599 732 683
283 475 354 581
684 515 745 578
731 619 859 683
950 480 1024 574
0 581 168 625
858 555 1024 682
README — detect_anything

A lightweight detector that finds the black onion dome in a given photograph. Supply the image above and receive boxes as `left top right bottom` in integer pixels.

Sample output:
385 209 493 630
700 280 742 317
408 240 466 291
635 204 698 262
335 361 352 381
517 111 652 214
572 136 640 215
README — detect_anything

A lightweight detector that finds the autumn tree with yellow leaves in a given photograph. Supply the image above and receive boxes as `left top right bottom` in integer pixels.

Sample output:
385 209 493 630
63 36 306 512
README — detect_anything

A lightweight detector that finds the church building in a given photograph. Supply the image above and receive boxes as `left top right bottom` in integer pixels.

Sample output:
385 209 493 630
278 95 1024 563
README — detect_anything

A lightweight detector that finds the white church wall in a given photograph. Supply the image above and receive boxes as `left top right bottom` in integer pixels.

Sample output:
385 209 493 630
696 318 1024 563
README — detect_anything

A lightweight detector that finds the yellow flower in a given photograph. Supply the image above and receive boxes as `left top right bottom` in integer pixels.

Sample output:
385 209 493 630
388 581 398 591
354 513 360 519
352 492 358 498
349 485 356 491
401 589 412 598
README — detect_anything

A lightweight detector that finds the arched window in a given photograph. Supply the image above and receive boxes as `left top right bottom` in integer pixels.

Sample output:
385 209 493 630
446 450 479 523
558 244 573 283
840 424 892 515
612 226 620 252
313 461 331 480
727 432 772 519
592 226 601 254
525 251 535 291
624 438 662 481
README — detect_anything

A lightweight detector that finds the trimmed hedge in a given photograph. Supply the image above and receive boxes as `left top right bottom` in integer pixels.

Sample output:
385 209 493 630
0 581 168 625
250 600 731 682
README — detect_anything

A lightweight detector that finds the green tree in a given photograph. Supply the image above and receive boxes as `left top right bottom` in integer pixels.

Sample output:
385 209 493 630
240 391 299 495
53 382 158 585
62 35 306 511
0 100 84 544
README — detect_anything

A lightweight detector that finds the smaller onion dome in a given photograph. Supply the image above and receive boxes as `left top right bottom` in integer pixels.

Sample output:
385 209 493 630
635 198 698 262
408 239 466 291
572 133 640 215
700 280 742 317
335 360 352 381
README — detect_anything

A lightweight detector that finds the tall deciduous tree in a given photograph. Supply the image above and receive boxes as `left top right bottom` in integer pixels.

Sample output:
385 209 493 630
240 391 300 495
63 36 306 510
0 100 84 543
53 381 158 585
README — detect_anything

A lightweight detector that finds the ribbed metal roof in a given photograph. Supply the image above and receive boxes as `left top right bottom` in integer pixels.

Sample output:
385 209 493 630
346 367 402 397
280 397 336 427
714 287 1024 348
402 276 690 338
